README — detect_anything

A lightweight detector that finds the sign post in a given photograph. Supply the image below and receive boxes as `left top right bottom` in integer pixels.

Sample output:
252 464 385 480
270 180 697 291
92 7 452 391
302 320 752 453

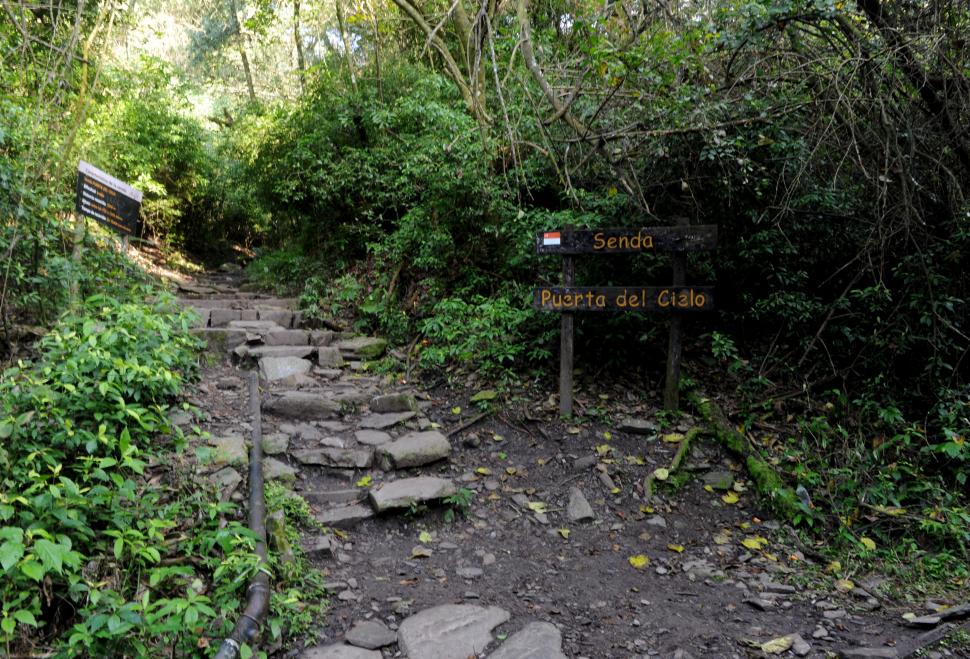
535 221 716 415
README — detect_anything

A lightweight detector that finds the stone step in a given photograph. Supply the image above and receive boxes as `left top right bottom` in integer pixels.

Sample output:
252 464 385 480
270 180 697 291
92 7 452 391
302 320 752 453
302 489 365 505
264 392 342 419
205 308 300 329
397 605 509 659
177 296 299 309
291 447 374 469
333 337 388 360
315 503 374 529
368 477 457 512
377 431 451 470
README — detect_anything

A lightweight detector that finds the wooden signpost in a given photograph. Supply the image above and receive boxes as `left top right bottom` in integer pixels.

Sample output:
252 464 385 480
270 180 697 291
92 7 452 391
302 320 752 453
534 220 717 415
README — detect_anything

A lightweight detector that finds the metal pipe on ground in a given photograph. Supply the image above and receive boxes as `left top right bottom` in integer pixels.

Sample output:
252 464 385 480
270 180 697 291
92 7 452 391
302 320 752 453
214 370 270 659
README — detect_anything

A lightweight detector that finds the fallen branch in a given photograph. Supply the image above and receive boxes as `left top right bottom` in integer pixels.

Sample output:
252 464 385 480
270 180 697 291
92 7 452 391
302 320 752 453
688 391 801 520
445 412 488 437
644 427 702 500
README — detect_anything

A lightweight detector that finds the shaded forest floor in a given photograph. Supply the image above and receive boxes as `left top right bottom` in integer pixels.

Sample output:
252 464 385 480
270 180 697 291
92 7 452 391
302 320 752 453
176 262 970 658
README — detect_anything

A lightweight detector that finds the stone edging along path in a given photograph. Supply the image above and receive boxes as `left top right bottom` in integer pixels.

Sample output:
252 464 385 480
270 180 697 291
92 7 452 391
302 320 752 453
177 273 937 659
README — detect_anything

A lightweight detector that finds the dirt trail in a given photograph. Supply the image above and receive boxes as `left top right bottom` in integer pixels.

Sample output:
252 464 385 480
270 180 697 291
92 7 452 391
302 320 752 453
176 271 945 659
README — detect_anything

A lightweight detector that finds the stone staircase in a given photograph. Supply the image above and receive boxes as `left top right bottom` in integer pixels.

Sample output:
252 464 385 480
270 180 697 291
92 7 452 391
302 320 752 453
178 276 569 658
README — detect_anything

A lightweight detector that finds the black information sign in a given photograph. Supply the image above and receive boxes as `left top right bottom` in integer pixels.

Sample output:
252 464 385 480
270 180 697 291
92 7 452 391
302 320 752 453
75 161 143 236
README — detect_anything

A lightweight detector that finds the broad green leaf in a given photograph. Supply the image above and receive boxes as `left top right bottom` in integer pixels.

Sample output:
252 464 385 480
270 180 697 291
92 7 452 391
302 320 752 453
0 541 25 571
470 390 497 402
33 538 64 573
19 560 44 581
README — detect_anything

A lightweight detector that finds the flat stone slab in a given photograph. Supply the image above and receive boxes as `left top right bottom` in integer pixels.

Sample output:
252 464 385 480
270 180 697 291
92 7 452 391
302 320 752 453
303 489 364 505
209 309 242 327
261 432 290 455
334 336 387 359
264 392 341 419
245 345 315 359
317 346 347 368
370 393 418 413
291 447 373 469
227 320 283 331
487 622 566 659
315 504 374 529
209 434 248 467
358 411 417 430
345 619 397 649
378 431 451 469
264 329 310 346
263 457 298 485
369 477 457 512
301 644 381 659
397 604 510 659
260 356 312 382
258 309 294 327
566 487 595 522
208 467 242 501
355 429 392 446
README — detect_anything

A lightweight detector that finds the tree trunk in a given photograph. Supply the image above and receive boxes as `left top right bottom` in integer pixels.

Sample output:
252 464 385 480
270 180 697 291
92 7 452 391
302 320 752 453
335 0 358 92
228 0 257 102
294 0 306 92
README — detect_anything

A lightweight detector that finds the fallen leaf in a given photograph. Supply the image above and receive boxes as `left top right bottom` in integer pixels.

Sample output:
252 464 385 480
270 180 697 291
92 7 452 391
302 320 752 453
492 433 505 442
505 467 517 476
628 554 650 569
418 531 432 544
662 433 685 443
713 531 732 545
764 552 778 562
667 544 685 553
603 431 613 440
595 444 611 455
760 635 794 654
411 546 432 558
610 487 621 494
355 475 372 488
566 426 582 434
625 455 646 465
653 468 670 481
475 467 492 476
558 528 570 539
860 536 876 551
451 406 462 415
639 505 654 514
536 458 547 465
741 536 768 550
703 485 714 493
470 389 497 402
721 491 740 505
527 501 547 513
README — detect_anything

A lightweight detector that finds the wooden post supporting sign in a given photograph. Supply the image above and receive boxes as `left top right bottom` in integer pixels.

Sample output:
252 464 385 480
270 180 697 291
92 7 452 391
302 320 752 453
559 225 575 416
534 221 716 415
663 216 689 411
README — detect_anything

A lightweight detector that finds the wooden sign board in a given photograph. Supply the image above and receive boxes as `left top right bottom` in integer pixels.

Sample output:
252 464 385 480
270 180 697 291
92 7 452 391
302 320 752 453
534 286 714 312
75 160 143 236
536 225 717 255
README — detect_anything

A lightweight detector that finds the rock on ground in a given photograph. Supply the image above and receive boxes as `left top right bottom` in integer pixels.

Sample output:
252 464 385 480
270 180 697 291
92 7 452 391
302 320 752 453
397 604 510 659
264 392 341 419
263 457 297 484
566 487 595 522
487 621 567 659
369 392 418 413
345 619 397 649
335 336 387 359
259 356 311 382
209 434 248 467
208 467 242 501
378 431 451 469
369 477 457 512
291 447 374 469
315 504 374 528
355 429 392 446
358 411 417 430
300 644 381 658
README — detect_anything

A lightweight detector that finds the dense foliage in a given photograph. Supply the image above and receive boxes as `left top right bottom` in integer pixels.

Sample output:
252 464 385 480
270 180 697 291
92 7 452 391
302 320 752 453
2 0 968 647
